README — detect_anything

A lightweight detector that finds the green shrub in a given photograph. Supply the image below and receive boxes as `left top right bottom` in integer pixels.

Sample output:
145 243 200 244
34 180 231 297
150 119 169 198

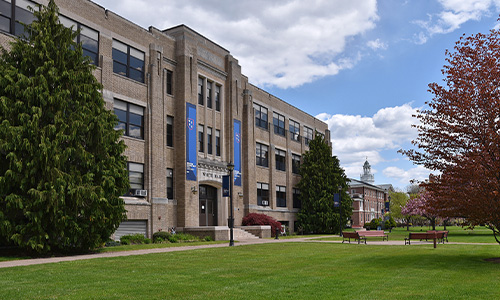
104 240 121 247
153 231 172 243
204 236 214 242
120 234 149 245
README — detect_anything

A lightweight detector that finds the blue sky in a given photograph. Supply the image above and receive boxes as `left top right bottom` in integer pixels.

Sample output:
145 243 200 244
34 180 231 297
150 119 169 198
92 0 500 190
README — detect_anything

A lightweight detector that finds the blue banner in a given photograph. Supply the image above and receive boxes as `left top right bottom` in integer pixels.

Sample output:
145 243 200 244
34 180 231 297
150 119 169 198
233 119 241 186
222 175 230 197
186 103 197 181
385 201 390 212
334 193 340 208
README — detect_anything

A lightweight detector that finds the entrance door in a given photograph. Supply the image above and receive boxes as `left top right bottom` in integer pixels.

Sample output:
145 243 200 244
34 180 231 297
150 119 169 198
199 185 217 226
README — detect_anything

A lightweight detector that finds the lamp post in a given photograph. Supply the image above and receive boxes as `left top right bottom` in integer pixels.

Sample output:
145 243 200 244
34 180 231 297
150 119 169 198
227 162 235 246
338 185 342 237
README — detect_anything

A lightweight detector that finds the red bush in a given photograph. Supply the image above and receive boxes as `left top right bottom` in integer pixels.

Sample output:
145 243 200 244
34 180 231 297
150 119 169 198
242 213 281 236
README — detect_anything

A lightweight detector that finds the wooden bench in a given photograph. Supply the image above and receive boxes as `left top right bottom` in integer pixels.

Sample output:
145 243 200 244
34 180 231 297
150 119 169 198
427 230 448 243
342 231 366 244
405 232 446 245
357 230 389 241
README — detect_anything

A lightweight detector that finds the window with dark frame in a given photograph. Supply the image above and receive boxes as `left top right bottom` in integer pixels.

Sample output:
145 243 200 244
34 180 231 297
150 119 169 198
304 126 313 145
166 168 173 200
257 183 269 206
166 70 173 95
198 124 204 153
293 188 301 209
292 154 301 174
0 0 37 38
166 115 173 147
289 119 300 142
59 14 99 65
128 162 144 195
256 142 269 167
114 99 144 139
215 129 221 156
273 112 285 136
112 39 145 83
207 81 212 109
254 103 268 130
276 185 286 207
198 77 204 105
207 127 213 155
215 85 221 111
275 148 286 171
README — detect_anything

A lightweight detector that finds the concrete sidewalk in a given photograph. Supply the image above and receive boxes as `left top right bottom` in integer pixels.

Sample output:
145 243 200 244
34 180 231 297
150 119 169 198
0 236 485 269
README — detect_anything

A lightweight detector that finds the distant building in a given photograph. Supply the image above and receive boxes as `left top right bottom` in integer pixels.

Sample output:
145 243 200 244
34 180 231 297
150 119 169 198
349 159 393 228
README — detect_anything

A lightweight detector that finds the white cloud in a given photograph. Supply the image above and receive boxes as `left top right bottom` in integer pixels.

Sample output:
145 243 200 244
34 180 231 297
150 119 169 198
93 0 379 88
415 0 500 43
382 165 431 185
367 38 387 50
317 103 421 181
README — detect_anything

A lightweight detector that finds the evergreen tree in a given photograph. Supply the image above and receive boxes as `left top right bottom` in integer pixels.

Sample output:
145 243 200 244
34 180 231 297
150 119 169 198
297 133 352 233
0 0 128 254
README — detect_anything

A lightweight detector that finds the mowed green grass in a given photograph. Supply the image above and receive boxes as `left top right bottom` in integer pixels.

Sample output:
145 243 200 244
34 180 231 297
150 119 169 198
1 242 500 299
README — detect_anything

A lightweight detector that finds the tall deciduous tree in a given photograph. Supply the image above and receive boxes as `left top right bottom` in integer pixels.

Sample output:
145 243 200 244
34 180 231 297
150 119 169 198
0 0 128 254
297 133 352 234
401 26 500 243
401 191 438 230
388 190 409 223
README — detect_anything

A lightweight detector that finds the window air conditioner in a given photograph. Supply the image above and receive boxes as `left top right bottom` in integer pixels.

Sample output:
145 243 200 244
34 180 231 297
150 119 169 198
261 200 269 206
134 189 148 197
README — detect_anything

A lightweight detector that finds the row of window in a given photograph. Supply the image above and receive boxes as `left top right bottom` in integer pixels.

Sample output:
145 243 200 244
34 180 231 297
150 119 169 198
256 143 301 174
257 183 301 208
127 162 174 200
198 77 221 111
198 124 221 156
253 103 315 145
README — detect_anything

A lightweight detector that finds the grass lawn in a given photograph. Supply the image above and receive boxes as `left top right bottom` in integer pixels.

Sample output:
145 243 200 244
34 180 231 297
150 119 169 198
314 226 498 243
1 242 500 299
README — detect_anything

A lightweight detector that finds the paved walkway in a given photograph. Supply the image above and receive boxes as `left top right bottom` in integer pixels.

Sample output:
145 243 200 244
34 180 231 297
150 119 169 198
0 236 492 269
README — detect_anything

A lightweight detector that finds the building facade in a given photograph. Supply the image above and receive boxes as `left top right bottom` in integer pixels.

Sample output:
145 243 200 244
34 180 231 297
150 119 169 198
0 0 331 239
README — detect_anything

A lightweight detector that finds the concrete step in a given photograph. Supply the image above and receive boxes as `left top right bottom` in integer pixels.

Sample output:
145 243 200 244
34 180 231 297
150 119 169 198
233 228 259 240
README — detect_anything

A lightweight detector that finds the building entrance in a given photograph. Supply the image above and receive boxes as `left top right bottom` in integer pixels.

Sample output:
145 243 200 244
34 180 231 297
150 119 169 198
199 185 217 226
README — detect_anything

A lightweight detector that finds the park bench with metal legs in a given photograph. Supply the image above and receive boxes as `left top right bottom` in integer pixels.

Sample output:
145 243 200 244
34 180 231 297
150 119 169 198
342 231 366 244
356 230 389 241
405 232 446 246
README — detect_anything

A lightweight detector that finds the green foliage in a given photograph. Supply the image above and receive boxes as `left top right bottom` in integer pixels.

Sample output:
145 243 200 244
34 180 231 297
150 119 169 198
389 190 409 221
297 133 352 233
385 216 397 229
364 218 382 230
152 231 172 243
0 1 128 254
152 231 202 243
120 234 151 245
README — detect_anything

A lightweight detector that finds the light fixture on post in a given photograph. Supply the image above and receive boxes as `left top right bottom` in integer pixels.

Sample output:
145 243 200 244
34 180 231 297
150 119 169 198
227 161 235 246
191 186 198 194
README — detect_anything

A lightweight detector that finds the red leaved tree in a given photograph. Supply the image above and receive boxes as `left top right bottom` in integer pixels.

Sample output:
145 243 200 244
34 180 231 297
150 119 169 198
400 27 500 244
401 191 438 230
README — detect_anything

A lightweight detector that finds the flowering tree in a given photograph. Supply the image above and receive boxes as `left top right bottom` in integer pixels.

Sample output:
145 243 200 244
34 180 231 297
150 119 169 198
401 192 438 230
400 25 500 244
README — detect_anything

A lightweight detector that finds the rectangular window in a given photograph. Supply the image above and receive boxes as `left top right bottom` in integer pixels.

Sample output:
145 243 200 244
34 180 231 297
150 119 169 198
276 185 286 207
293 188 301 209
112 40 145 83
0 0 37 37
292 154 301 174
166 168 173 199
215 85 221 111
256 142 269 167
128 162 144 194
275 148 286 171
273 112 285 136
198 77 204 105
59 15 99 65
198 124 204 153
304 126 313 145
254 103 268 130
207 127 213 155
289 119 300 142
206 81 212 109
114 99 144 139
166 70 173 95
215 129 221 156
0 0 12 34
257 183 269 206
166 115 173 147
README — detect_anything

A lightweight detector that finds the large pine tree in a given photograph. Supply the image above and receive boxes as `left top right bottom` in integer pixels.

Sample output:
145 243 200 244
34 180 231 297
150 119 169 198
0 0 128 254
297 133 352 234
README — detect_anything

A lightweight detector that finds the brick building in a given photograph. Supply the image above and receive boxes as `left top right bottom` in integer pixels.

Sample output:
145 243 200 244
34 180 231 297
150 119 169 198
0 0 331 239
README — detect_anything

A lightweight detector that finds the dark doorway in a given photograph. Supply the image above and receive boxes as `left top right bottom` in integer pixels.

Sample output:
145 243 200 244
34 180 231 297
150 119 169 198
199 185 217 226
